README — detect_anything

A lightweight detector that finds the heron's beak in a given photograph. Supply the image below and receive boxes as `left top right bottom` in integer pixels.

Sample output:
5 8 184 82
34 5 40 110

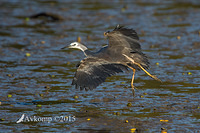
61 45 71 49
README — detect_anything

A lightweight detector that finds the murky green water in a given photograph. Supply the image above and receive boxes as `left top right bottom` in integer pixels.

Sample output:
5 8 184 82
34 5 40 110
0 0 199 132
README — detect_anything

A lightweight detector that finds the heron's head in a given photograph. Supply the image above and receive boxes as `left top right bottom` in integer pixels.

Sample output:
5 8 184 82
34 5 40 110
62 42 88 52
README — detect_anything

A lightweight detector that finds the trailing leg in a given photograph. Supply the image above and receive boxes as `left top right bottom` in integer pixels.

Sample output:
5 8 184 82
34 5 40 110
123 54 162 82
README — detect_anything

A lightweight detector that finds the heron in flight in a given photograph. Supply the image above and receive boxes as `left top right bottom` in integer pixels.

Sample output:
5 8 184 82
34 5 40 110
62 25 161 95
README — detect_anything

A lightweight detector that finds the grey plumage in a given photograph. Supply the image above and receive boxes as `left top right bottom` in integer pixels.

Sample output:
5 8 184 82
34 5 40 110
72 57 128 90
65 25 151 90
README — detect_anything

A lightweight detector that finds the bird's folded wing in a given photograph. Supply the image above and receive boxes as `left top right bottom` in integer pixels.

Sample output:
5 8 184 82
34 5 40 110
72 57 128 90
107 25 141 51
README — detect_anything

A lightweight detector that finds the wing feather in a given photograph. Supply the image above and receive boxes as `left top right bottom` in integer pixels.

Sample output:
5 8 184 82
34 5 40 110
106 25 141 51
104 25 149 69
72 57 128 90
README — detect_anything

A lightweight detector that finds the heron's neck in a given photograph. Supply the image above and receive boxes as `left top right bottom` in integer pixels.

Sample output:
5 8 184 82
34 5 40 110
84 50 94 56
80 45 88 52
78 43 93 56
79 44 88 56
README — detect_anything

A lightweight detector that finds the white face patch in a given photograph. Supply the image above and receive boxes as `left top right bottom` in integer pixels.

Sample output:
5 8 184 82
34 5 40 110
70 42 78 47
69 42 88 54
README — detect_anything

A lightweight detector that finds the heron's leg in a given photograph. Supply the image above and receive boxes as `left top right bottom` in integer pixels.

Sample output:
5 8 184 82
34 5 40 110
126 65 136 96
131 68 136 96
123 54 162 82
130 68 135 88
134 62 162 82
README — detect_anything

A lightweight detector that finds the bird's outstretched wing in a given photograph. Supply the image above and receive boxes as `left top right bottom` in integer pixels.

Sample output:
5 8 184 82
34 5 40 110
105 25 141 51
72 57 128 90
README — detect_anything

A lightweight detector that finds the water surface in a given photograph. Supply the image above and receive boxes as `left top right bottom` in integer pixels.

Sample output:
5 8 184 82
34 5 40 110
0 0 199 132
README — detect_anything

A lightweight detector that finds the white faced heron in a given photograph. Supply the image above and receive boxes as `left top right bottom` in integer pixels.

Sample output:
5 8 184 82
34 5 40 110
62 25 161 95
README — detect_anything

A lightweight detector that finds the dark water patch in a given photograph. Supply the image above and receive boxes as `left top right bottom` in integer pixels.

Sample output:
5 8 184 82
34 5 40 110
168 23 191 28
2 43 26 49
192 113 200 120
0 1 22 8
121 111 166 118
32 99 80 105
75 106 105 118
2 106 35 113
184 65 200 70
153 11 187 16
0 60 16 67
78 128 111 133
136 1 160 6
36 80 64 85
86 24 103 29
138 79 163 88
29 12 64 22
168 54 185 59
156 2 200 14
79 2 114 10
30 64 63 73
34 29 56 35
164 2 200 10
49 86 71 92
161 82 199 94
158 34 178 39
105 75 127 82
9 24 49 29
79 30 92 34
179 88 200 94
0 31 12 36
192 42 200 49
138 78 199 94
150 93 172 97
36 0 59 5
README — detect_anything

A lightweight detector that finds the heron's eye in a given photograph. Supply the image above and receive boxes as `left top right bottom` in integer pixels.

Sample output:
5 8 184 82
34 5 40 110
71 43 76 46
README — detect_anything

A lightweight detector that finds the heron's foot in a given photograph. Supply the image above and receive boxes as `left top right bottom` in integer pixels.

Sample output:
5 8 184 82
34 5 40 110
150 75 162 83
131 84 138 90
131 86 135 97
131 84 136 97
